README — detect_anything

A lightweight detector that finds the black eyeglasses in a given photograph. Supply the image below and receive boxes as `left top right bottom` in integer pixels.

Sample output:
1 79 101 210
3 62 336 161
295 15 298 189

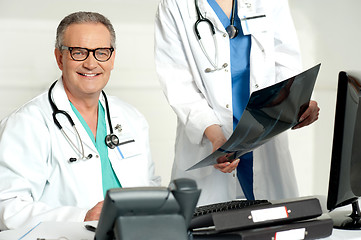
61 46 114 62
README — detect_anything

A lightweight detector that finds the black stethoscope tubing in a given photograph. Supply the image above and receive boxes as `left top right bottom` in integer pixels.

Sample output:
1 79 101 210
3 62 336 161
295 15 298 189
194 0 216 40
226 0 239 38
48 80 120 163
194 0 238 72
194 0 238 40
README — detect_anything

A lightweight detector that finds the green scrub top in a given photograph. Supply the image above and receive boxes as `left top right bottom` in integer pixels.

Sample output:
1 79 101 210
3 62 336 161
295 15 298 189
70 101 122 197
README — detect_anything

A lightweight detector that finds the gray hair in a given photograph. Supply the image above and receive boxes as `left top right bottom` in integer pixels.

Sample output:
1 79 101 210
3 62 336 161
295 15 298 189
55 11 116 49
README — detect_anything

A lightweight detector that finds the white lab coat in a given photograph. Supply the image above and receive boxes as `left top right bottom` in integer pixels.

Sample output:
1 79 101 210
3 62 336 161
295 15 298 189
0 79 160 230
155 0 301 206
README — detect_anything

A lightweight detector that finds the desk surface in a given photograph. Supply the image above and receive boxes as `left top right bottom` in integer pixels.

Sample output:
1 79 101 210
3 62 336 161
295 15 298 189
0 221 361 240
0 222 96 240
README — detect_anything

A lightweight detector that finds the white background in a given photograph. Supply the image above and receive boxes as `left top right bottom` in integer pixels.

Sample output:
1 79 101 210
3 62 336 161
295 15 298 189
0 0 360 199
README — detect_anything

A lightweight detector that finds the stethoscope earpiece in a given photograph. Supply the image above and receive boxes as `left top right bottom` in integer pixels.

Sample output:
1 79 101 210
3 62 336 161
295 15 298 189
205 63 228 73
68 154 93 163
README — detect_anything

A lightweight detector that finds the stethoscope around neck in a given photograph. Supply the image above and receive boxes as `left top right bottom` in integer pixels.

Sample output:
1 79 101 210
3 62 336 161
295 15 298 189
194 0 238 73
48 80 122 163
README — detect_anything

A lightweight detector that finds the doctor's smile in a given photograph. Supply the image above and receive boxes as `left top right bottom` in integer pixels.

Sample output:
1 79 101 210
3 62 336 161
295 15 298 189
77 72 102 77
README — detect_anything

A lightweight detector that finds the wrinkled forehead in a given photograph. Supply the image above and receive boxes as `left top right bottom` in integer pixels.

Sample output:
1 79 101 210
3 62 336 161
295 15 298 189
63 23 112 48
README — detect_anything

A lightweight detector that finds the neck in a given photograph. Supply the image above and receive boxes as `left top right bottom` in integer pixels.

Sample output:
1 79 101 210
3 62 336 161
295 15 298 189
216 0 233 18
66 90 100 139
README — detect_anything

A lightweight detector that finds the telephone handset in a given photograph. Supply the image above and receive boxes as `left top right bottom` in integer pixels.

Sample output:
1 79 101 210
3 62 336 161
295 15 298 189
94 178 201 240
169 178 202 228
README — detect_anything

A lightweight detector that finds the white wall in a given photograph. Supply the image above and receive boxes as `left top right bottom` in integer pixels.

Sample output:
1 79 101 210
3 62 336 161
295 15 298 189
288 0 361 197
0 0 360 197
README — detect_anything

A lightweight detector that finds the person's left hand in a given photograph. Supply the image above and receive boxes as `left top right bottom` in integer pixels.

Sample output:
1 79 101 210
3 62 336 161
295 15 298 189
292 100 320 129
214 159 240 173
84 201 104 221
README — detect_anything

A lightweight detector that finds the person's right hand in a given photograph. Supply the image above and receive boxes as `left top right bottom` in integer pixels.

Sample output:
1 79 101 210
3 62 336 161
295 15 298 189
204 124 227 152
204 124 240 173
84 201 104 221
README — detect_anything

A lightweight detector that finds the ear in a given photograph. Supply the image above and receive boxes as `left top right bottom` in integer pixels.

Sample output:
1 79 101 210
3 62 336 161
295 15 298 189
54 48 64 70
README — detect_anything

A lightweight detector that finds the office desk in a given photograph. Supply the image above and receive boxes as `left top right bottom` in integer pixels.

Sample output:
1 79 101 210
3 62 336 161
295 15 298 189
328 229 361 240
0 222 96 240
0 221 361 240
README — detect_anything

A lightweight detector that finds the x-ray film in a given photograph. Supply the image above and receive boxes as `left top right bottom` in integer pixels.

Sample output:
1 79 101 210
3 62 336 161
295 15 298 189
187 64 321 171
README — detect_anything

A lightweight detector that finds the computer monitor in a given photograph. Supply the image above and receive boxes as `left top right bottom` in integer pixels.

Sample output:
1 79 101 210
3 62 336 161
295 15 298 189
327 71 361 229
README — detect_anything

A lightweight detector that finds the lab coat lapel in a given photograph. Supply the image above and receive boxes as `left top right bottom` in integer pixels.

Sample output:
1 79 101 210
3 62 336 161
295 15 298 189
51 79 98 153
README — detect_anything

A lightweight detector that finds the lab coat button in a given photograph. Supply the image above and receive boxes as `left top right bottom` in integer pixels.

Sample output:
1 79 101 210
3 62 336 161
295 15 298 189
223 33 227 37
255 84 259 88
226 104 230 108
96 155 99 158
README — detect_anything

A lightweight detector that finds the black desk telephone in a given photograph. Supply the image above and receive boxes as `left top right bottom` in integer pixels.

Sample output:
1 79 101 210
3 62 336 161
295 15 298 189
94 178 201 240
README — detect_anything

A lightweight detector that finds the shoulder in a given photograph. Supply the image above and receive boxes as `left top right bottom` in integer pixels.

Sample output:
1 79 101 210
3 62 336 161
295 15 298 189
0 91 52 140
157 0 189 15
254 0 290 14
1 91 51 126
158 0 181 7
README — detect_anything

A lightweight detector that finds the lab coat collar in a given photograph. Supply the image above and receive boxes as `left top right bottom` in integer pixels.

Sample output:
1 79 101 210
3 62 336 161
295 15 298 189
51 78 106 113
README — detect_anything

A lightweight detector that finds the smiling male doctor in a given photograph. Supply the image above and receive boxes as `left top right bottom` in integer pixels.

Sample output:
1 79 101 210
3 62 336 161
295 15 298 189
0 11 160 230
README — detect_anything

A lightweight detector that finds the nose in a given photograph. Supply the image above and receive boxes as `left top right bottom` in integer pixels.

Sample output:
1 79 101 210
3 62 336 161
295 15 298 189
82 52 98 70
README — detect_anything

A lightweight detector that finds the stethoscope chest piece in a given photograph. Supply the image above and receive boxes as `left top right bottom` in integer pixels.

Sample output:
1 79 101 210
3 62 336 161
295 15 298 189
105 134 120 149
226 25 238 39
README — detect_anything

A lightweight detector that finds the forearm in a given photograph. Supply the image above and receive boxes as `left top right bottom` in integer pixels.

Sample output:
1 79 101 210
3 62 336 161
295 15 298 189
204 124 227 152
0 197 87 230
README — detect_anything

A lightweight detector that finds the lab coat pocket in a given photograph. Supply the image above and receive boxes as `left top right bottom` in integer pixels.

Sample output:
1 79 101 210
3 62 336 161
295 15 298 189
115 140 141 159
111 124 142 160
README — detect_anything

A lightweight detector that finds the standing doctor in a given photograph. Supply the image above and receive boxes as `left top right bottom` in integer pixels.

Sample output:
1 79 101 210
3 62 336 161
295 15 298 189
155 0 319 206
0 11 160 230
